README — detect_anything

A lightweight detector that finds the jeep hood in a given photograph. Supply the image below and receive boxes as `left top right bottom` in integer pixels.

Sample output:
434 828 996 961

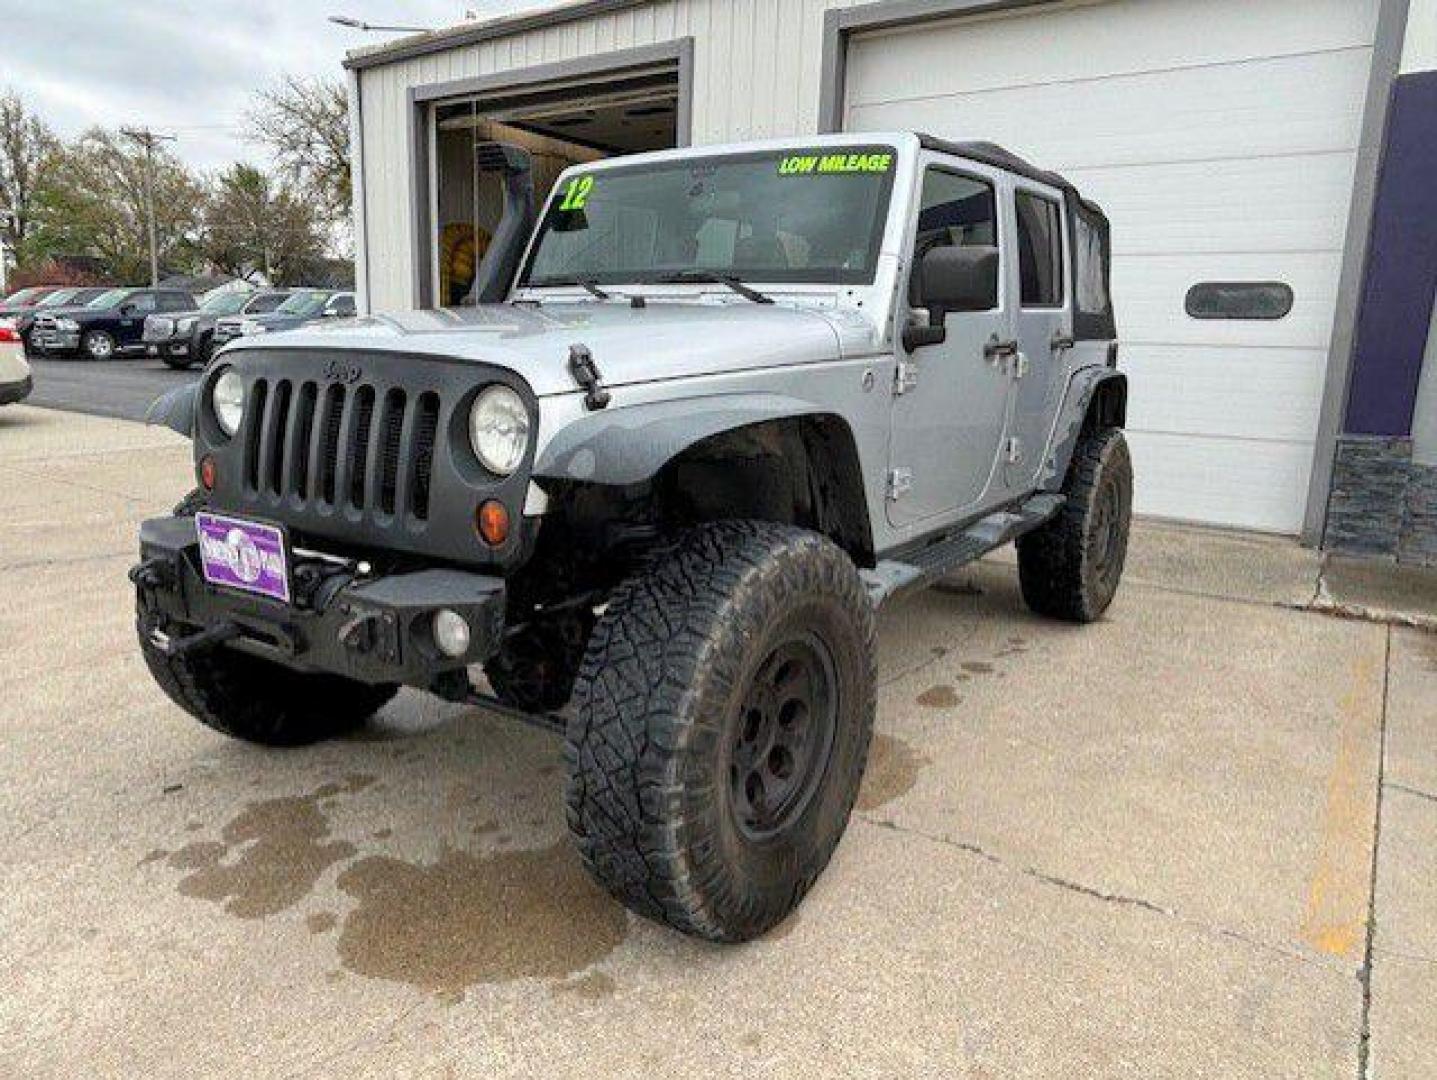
231 302 877 397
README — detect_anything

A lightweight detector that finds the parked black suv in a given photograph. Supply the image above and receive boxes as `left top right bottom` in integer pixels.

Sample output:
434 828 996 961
12 287 110 354
211 289 356 349
144 290 290 370
33 288 198 360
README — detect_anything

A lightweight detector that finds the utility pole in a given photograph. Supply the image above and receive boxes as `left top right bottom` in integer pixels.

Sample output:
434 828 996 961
120 127 176 286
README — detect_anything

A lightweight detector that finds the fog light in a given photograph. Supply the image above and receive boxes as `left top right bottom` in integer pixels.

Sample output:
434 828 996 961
476 500 510 546
199 455 217 491
432 609 471 658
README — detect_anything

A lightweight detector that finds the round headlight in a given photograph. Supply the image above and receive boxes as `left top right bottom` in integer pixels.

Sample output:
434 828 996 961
212 368 245 437
468 385 530 476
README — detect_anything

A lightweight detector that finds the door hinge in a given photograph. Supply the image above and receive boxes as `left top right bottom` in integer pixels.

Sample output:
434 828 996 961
887 467 914 501
1005 437 1023 465
894 359 919 395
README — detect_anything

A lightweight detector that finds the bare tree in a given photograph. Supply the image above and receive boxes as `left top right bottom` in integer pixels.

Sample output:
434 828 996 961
246 77 351 225
0 87 59 251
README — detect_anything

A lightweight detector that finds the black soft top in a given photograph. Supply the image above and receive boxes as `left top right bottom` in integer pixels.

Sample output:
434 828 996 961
918 134 1116 341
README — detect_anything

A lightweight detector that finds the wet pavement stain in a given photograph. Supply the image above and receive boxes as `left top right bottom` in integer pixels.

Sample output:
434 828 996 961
916 684 961 709
334 840 629 998
138 848 168 867
857 733 932 813
961 661 994 676
307 911 338 935
162 788 357 919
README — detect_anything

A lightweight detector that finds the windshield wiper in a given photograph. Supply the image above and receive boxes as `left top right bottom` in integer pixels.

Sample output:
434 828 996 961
574 278 611 301
655 271 774 305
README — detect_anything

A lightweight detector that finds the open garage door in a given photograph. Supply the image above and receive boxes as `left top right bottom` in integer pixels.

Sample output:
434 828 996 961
431 60 681 307
842 0 1379 533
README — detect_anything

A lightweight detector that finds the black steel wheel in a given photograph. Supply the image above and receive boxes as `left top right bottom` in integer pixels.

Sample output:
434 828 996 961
728 631 838 841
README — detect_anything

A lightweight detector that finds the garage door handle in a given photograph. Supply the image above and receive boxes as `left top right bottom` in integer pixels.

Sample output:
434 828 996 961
984 336 1018 360
1050 333 1075 352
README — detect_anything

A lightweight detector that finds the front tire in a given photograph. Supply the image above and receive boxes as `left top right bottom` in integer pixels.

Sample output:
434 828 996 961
137 613 398 747
162 355 195 371
565 521 876 942
82 330 116 361
1017 426 1133 622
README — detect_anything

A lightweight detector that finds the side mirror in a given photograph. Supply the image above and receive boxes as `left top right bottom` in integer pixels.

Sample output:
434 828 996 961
920 245 999 315
904 245 1000 351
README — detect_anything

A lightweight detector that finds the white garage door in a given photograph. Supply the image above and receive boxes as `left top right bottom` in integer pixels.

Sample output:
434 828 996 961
843 0 1379 532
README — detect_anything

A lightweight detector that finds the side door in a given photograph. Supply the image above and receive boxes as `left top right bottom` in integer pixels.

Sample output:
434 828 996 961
887 157 1014 530
117 291 157 346
1004 185 1073 494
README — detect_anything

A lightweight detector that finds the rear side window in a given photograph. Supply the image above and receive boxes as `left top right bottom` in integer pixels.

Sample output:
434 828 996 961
1074 210 1109 315
910 169 998 308
1015 191 1063 307
128 293 157 314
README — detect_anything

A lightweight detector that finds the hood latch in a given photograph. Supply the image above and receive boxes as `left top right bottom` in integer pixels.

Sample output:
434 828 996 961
568 343 611 411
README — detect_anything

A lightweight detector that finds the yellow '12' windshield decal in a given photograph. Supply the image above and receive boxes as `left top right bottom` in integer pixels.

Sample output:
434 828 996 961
559 174 595 211
777 152 894 176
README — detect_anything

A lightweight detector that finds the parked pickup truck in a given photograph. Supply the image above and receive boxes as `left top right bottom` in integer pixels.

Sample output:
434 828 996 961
134 133 1129 942
144 290 291 369
32 287 197 360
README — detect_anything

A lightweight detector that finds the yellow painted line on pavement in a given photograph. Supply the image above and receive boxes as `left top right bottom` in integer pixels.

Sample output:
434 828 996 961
1299 651 1382 959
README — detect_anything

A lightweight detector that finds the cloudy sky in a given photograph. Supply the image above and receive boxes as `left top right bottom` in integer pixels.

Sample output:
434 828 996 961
0 0 558 172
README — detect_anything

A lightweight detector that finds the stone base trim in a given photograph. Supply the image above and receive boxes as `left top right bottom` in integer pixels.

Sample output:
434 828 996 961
1324 436 1437 566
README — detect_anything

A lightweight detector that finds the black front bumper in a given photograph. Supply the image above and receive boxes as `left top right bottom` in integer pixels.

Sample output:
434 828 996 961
134 515 507 687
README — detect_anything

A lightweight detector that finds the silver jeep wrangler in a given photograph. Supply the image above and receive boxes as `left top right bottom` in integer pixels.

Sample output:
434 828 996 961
133 132 1130 942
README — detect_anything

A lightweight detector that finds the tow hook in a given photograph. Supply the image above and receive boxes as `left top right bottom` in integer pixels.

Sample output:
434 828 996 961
153 622 242 659
129 557 175 591
568 343 611 411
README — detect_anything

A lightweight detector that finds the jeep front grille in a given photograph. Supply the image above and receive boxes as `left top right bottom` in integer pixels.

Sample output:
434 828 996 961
243 377 440 522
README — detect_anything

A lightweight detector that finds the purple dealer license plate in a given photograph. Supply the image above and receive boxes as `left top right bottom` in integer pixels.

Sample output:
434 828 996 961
195 512 291 603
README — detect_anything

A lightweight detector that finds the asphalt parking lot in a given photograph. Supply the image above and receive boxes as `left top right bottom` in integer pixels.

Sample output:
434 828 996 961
2 402 1435 1078
24 355 197 422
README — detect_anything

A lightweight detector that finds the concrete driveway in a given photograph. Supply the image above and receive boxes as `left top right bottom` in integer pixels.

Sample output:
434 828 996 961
2 403 1433 1078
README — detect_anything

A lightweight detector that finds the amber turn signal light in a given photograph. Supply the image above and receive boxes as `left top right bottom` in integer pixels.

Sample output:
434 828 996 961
199 455 217 491
476 500 509 546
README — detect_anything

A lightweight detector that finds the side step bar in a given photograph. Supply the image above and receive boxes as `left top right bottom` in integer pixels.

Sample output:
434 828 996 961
861 494 1065 606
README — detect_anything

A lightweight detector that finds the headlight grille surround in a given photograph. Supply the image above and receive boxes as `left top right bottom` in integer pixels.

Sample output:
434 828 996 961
192 349 539 569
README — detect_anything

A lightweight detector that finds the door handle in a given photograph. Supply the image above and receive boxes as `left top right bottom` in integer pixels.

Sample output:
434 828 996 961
984 335 1018 361
1050 332 1075 352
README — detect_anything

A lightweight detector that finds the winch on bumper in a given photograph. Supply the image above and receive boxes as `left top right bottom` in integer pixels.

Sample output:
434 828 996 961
132 515 507 687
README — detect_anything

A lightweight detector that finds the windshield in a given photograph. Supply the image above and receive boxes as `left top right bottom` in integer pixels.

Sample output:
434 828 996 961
520 145 898 289
88 288 130 309
200 291 249 315
276 291 328 316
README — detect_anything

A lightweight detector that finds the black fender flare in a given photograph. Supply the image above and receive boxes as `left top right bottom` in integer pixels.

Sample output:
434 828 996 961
532 392 837 487
1038 366 1128 491
145 382 199 438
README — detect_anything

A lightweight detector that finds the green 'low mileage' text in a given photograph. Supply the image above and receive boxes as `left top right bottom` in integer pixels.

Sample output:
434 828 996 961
777 152 894 176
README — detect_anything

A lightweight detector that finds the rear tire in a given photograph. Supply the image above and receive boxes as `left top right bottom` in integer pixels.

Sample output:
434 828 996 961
137 612 398 747
1017 426 1132 622
565 521 876 942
